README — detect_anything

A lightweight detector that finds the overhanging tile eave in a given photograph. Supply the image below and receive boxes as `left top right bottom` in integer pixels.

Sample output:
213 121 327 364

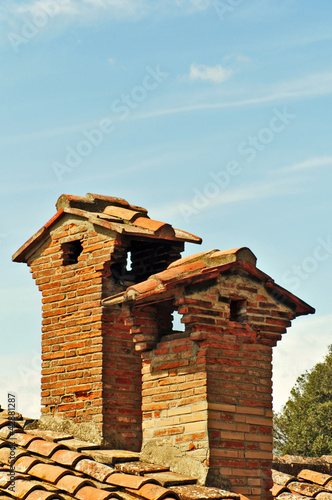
12 207 90 263
265 280 315 317
13 207 201 264
101 260 315 318
12 208 65 263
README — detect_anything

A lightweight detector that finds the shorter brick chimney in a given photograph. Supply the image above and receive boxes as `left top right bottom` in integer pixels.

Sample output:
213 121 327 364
103 248 315 500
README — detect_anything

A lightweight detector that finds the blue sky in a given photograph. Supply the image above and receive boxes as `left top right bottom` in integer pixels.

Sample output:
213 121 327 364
1 0 332 418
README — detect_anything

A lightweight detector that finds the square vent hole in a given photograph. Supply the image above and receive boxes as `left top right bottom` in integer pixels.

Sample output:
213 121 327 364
62 240 83 266
230 298 246 322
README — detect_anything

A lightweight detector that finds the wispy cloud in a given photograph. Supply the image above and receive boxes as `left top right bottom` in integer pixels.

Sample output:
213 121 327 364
1 0 212 26
0 0 214 49
222 53 251 66
140 70 332 120
188 62 233 84
2 70 332 146
13 0 77 16
278 156 332 173
153 177 304 220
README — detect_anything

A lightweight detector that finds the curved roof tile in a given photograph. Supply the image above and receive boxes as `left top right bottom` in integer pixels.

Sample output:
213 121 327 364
272 458 332 499
0 414 246 500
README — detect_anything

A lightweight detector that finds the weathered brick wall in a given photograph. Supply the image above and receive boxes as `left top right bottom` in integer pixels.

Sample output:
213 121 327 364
184 273 293 500
102 308 142 451
28 215 142 449
141 333 208 449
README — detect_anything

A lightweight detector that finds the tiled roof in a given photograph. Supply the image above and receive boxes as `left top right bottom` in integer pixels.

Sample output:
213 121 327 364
272 456 332 499
102 247 315 317
12 193 201 263
0 415 246 500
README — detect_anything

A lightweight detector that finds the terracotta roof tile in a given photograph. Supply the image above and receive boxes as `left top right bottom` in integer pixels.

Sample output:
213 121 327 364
0 445 28 464
127 280 161 295
86 450 140 465
87 193 148 214
29 463 73 483
273 470 296 486
144 472 196 487
298 470 332 486
0 411 23 420
14 456 42 473
25 430 74 443
0 417 22 429
12 432 41 447
75 485 118 500
115 462 169 476
75 459 116 482
0 426 15 439
173 229 202 244
25 490 64 500
170 485 239 499
51 449 86 467
55 474 94 494
5 478 45 498
106 472 156 489
56 193 147 214
133 218 173 234
55 439 99 452
27 440 64 458
151 261 206 284
276 494 306 500
133 483 179 500
271 484 288 497
0 470 12 488
288 480 323 496
103 206 142 222
167 250 217 269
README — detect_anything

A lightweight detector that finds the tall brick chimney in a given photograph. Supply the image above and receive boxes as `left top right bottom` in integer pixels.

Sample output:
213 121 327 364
12 193 201 450
13 194 314 500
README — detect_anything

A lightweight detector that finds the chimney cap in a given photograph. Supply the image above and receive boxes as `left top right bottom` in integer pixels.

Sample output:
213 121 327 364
12 194 202 263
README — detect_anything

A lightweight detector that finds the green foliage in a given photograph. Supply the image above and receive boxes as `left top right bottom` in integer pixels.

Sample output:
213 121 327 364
273 344 332 456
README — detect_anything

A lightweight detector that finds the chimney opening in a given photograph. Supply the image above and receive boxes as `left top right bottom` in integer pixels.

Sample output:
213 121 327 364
61 240 83 266
126 251 133 272
229 298 246 322
172 310 185 332
111 240 182 286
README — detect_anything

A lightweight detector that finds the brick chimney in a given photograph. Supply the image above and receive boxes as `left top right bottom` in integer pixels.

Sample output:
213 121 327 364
13 193 201 450
103 248 315 500
13 194 314 500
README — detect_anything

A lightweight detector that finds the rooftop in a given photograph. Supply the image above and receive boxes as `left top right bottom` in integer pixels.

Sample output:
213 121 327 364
0 411 245 500
2 410 332 500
